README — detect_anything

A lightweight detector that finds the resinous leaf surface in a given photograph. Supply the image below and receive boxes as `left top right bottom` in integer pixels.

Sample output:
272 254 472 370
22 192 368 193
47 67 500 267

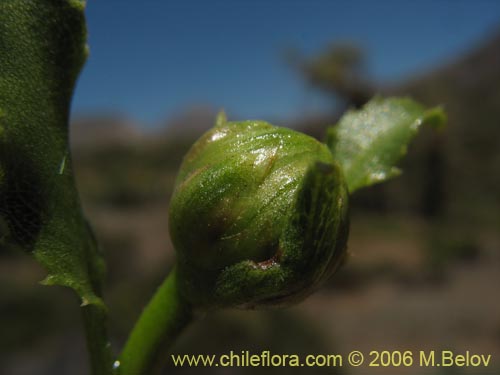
328 97 446 193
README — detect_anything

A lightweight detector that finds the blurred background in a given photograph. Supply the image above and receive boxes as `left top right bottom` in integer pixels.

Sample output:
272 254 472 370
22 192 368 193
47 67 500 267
1 1 500 374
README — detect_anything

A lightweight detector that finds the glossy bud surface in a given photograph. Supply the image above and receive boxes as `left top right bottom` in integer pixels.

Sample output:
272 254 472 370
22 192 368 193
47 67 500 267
169 118 349 308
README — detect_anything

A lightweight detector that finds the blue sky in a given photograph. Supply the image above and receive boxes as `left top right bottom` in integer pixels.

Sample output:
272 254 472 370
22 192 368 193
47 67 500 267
72 1 500 127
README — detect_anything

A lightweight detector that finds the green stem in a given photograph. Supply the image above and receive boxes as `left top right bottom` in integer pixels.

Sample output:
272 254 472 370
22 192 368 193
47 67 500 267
118 267 194 375
82 304 115 375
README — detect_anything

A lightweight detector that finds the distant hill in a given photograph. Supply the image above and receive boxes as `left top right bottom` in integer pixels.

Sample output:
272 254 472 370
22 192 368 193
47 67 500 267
71 115 143 151
156 105 217 138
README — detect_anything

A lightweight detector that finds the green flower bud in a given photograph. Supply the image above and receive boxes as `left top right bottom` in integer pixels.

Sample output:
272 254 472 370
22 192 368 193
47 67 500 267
169 115 349 309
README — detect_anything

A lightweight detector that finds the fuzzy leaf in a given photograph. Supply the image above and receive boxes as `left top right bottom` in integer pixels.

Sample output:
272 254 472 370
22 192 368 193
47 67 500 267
0 0 105 307
327 97 446 193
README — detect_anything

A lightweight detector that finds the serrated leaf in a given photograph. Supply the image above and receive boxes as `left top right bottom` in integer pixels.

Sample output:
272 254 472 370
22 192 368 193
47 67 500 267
0 0 105 308
327 97 446 193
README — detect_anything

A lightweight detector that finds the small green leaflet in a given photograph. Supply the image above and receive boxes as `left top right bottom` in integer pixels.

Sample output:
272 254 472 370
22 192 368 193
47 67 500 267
327 97 446 193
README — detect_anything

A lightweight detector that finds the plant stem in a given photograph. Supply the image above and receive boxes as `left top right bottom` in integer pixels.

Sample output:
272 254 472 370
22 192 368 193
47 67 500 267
118 267 194 375
82 304 114 375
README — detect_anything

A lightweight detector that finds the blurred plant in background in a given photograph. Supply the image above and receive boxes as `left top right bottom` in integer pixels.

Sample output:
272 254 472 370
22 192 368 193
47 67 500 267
287 42 373 109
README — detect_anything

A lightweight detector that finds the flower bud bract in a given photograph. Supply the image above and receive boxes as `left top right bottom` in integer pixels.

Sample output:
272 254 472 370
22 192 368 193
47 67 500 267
169 117 349 309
